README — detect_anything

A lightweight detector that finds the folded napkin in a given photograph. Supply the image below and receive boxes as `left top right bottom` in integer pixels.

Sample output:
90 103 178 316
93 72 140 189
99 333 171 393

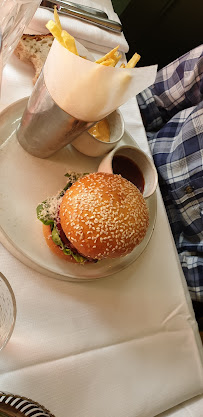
24 0 129 53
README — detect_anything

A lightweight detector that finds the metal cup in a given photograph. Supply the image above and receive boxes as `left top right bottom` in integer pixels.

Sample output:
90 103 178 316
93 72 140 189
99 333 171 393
17 70 95 158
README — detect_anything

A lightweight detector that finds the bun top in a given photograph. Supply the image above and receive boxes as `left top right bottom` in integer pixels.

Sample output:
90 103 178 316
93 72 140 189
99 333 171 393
60 172 149 260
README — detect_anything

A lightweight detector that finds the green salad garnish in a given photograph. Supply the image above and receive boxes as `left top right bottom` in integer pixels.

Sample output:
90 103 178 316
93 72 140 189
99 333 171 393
36 172 89 263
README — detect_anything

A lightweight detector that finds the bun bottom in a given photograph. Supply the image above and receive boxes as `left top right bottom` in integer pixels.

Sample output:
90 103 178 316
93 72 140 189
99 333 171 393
42 224 77 263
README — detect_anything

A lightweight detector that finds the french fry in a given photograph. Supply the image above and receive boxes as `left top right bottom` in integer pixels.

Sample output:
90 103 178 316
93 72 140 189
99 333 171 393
61 30 78 55
46 20 63 43
98 52 121 67
95 46 121 66
100 58 117 67
120 53 141 69
54 6 62 31
47 9 141 69
46 7 78 55
126 52 141 68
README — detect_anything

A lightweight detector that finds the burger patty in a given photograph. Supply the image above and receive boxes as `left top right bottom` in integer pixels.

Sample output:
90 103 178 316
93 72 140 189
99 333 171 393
56 218 77 252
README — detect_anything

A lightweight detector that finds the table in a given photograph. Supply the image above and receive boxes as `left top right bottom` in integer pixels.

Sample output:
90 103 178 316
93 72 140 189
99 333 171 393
0 12 203 417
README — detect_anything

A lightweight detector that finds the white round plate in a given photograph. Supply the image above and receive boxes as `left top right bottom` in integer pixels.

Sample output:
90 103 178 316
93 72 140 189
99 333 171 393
0 98 157 282
0 391 55 416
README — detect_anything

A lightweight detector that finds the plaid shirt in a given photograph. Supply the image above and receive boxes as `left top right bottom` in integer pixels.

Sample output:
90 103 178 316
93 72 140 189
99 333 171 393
137 45 203 303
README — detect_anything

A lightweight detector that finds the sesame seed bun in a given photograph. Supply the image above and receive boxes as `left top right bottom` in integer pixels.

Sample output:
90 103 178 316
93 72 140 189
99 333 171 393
43 224 77 263
60 172 149 260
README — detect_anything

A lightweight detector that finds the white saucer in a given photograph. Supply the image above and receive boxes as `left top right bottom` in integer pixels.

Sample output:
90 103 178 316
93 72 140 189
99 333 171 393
0 98 157 282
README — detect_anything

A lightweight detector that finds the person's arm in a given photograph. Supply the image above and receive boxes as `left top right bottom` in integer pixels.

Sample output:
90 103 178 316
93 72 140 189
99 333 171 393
137 45 203 131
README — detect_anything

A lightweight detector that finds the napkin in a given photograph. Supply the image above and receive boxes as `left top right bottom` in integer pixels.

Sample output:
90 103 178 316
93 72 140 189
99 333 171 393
24 1 129 54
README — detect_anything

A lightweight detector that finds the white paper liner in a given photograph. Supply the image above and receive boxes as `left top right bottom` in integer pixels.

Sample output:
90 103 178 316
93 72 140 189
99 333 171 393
44 39 157 121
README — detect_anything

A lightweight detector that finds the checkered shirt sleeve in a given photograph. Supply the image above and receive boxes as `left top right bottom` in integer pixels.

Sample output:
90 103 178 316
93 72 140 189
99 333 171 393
137 45 203 302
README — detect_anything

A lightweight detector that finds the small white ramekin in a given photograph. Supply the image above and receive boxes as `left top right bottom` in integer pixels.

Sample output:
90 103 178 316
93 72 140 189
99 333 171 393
71 109 124 157
98 145 158 198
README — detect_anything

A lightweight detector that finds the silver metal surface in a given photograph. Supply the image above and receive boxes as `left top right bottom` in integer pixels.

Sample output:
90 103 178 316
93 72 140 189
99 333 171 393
41 0 108 18
40 0 122 33
17 71 95 158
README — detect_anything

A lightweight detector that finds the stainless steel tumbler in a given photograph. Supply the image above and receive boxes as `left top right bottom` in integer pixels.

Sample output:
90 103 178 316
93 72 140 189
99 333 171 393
17 70 94 158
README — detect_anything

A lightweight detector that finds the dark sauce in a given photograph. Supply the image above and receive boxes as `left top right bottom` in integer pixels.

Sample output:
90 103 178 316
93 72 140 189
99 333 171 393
112 154 145 193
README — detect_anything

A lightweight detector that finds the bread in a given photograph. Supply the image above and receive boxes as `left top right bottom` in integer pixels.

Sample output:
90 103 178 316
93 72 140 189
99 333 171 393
14 34 54 84
60 172 149 260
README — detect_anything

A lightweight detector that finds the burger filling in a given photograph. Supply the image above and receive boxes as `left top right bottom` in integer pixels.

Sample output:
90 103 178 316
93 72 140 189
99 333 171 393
37 172 97 263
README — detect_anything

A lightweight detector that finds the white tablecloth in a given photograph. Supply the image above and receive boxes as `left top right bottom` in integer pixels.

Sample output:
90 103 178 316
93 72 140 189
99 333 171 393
0 2 203 416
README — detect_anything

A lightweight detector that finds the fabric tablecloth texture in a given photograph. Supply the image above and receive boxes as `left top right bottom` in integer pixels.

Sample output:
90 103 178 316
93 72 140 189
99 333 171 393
0 1 203 416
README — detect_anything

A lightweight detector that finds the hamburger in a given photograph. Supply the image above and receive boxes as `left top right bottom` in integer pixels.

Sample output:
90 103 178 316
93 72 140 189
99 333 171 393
37 172 149 263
